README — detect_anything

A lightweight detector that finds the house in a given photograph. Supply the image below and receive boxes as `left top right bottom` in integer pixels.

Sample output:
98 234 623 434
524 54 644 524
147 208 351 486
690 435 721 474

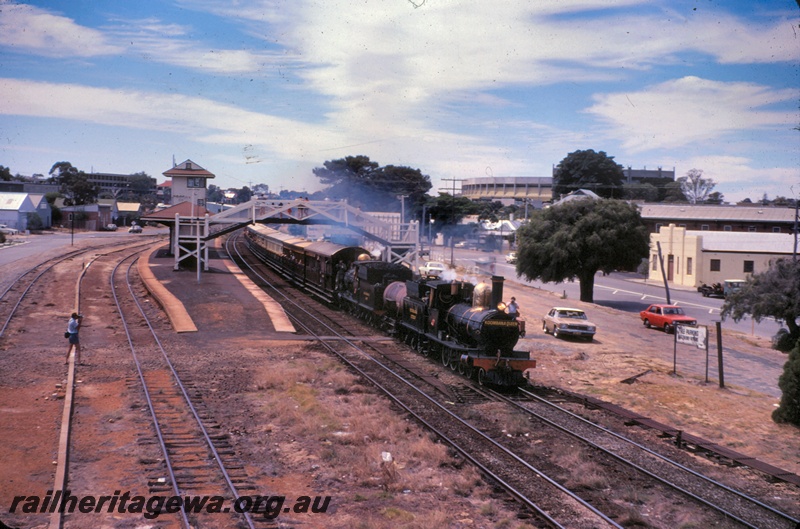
0 192 37 231
116 201 142 226
551 189 600 206
648 224 794 288
59 203 115 231
27 194 52 229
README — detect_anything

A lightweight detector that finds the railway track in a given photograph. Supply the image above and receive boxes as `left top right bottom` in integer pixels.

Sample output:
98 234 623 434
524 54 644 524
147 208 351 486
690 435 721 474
476 385 800 529
228 231 800 529
228 234 621 528
106 255 276 529
0 238 282 529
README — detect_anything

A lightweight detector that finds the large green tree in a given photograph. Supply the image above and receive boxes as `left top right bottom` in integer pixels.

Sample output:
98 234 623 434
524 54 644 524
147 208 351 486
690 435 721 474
313 155 432 213
49 162 99 205
553 149 625 199
721 258 800 351
515 199 650 302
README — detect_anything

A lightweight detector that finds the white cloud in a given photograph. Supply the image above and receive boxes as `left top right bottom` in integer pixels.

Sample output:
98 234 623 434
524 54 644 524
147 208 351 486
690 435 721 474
585 76 797 152
0 3 122 56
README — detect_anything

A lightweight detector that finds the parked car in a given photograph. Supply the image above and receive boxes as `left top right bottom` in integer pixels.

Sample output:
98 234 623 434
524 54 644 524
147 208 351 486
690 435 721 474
104 223 118 231
128 225 143 233
505 251 517 264
542 307 597 341
639 304 697 334
418 260 447 279
722 279 745 298
0 224 19 235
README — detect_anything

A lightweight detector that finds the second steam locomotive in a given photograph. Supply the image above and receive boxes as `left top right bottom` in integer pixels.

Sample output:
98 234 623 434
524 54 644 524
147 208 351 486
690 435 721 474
244 224 535 387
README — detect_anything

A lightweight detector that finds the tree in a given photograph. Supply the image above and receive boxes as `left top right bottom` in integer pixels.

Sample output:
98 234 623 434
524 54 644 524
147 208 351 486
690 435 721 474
516 199 650 302
127 172 155 196
312 155 432 213
49 162 98 205
235 186 253 204
623 183 659 202
553 149 625 199
678 168 716 204
721 258 800 352
207 184 225 203
773 339 800 426
0 165 11 181
663 181 687 202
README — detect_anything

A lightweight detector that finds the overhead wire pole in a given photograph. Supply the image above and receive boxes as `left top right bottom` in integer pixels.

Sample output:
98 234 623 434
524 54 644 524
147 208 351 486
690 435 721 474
441 177 463 267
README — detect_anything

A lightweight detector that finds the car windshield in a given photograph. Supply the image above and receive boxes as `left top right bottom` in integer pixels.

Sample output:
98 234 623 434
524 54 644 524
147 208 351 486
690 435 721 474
663 307 685 315
558 310 586 319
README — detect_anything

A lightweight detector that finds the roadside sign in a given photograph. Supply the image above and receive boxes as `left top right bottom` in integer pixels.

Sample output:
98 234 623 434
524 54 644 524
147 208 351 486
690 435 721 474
676 325 707 350
673 324 710 381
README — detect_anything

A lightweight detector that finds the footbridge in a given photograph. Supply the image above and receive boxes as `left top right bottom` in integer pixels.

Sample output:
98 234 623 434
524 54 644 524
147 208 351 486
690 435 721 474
171 199 423 273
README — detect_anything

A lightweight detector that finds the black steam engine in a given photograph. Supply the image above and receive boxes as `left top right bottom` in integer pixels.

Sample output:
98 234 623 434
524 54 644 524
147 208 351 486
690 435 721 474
245 224 535 387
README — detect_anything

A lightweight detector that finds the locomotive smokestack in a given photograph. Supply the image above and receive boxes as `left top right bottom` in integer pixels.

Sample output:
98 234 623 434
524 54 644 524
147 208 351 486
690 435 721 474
491 275 504 310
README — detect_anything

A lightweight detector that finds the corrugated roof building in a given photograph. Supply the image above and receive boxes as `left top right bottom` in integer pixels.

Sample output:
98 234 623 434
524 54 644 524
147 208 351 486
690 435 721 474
648 223 794 288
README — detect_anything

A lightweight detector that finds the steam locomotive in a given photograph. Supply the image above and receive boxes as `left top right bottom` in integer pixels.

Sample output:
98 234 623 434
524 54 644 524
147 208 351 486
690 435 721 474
244 224 535 387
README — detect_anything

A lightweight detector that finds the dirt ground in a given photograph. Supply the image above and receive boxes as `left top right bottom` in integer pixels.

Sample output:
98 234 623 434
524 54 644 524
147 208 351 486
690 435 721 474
0 236 797 529
508 282 800 479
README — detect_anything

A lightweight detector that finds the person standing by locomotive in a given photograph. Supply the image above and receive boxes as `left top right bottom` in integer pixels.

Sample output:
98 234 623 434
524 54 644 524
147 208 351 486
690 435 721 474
507 297 519 320
65 312 83 364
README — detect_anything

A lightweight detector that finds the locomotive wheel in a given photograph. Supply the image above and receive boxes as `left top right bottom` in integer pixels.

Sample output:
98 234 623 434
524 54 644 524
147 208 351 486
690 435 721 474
449 354 458 371
458 360 466 375
441 349 450 367
464 365 474 379
477 368 487 386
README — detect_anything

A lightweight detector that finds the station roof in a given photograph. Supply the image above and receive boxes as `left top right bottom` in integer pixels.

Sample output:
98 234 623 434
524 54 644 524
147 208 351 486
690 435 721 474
144 201 210 221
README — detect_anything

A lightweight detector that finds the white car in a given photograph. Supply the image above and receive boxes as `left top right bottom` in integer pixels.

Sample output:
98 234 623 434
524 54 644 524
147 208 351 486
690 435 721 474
418 261 447 279
0 224 19 235
543 307 597 341
128 225 143 233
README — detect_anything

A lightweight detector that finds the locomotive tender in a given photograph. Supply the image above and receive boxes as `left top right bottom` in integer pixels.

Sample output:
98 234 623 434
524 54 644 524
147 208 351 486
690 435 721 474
244 224 535 387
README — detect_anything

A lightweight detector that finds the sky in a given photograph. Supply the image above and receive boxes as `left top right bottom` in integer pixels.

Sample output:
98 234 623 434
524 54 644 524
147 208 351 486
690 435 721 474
0 0 798 203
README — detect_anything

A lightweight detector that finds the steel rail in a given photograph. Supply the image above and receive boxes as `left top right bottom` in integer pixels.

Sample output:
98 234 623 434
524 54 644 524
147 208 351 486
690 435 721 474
485 385 798 529
225 233 621 529
116 257 259 529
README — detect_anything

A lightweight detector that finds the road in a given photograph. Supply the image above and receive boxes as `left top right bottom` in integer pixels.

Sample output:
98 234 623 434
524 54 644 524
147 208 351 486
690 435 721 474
445 248 783 342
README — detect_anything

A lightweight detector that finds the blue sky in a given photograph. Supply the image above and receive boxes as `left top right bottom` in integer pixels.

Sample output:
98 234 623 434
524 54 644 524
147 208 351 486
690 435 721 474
1 0 797 202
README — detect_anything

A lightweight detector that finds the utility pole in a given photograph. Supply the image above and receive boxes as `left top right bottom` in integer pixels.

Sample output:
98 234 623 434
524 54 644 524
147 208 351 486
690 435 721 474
441 178 463 267
792 185 798 262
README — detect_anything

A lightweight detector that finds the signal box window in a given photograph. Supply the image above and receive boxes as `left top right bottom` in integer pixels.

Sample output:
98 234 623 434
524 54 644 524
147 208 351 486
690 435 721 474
710 259 721 272
743 260 754 273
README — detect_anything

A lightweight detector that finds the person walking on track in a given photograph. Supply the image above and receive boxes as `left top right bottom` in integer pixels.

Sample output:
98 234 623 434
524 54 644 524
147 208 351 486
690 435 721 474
65 313 83 364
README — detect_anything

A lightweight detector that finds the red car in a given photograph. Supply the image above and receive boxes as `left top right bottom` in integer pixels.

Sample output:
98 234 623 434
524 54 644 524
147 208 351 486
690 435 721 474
639 304 697 334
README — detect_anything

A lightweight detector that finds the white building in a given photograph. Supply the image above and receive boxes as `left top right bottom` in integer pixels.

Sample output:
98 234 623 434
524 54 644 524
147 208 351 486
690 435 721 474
0 192 37 231
648 224 795 288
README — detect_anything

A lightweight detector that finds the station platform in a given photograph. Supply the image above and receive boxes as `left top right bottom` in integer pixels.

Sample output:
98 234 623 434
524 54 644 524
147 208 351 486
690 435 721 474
138 241 296 337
